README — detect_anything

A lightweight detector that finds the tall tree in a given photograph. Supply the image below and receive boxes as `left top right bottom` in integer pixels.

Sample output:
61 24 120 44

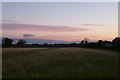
112 37 120 49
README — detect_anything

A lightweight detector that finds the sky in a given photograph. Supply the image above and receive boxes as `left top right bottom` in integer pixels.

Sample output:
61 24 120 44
2 2 118 42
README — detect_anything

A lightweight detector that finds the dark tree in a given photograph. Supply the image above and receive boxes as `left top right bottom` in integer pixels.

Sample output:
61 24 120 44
80 40 84 44
2 37 13 47
98 40 104 47
80 40 85 47
84 38 89 45
112 37 120 49
85 40 88 45
16 39 27 47
43 43 48 45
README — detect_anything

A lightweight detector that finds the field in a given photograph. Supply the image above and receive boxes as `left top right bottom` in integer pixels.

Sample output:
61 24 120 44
2 48 118 78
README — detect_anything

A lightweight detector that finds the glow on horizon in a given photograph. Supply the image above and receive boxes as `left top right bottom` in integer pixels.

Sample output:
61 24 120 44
2 2 118 42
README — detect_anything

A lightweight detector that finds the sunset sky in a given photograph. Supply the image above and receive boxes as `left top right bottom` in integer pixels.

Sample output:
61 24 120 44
2 2 118 42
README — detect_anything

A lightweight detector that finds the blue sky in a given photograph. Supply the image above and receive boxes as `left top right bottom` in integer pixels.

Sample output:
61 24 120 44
2 2 118 41
3 2 117 26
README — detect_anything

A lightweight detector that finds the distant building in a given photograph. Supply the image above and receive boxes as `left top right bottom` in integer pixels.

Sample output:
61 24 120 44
104 43 113 48
103 41 112 48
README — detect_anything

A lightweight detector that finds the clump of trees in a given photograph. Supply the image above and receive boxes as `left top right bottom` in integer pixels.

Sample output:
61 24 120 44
2 37 27 47
112 37 120 49
2 37 120 50
16 39 27 47
80 37 120 50
2 37 13 47
80 38 88 47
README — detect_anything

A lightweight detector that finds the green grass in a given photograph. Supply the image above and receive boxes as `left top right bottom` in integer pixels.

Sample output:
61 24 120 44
2 48 118 78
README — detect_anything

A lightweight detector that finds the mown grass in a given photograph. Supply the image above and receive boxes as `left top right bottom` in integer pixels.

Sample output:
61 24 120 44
2 48 118 78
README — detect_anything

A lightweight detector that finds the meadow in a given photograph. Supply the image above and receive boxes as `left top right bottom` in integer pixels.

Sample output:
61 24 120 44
2 48 118 78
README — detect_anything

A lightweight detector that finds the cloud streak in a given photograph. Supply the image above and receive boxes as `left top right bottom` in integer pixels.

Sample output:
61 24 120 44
2 23 89 32
83 24 107 26
23 34 35 38
2 19 15 23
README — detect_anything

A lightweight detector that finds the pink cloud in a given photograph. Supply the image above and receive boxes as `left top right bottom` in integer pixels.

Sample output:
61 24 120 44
2 23 89 32
28 34 84 41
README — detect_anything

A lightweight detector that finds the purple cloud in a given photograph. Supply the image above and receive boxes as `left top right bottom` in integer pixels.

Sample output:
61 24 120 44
2 23 89 32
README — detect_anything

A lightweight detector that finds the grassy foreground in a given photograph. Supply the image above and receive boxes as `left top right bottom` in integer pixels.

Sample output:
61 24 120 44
2 48 118 78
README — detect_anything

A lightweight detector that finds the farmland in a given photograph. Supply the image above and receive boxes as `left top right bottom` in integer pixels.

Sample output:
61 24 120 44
2 48 118 78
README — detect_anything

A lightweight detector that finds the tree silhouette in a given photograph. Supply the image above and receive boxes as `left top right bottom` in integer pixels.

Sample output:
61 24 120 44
80 40 84 44
112 37 120 49
84 38 89 45
98 40 104 47
2 37 13 47
16 39 27 47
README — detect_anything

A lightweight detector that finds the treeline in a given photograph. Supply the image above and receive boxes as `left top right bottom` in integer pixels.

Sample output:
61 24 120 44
2 37 120 50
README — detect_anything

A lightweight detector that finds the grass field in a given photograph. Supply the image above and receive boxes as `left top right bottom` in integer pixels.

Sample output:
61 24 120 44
2 48 118 78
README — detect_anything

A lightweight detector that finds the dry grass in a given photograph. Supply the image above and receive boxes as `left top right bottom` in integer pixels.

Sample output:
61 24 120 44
2 48 118 78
